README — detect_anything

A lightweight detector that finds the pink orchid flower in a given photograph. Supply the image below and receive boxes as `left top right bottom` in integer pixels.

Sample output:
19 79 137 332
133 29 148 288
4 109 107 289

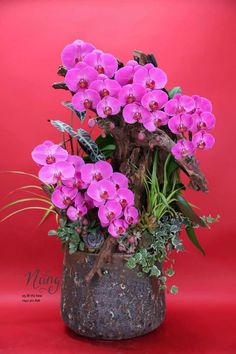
51 185 78 209
87 180 116 204
98 201 122 225
192 131 215 150
164 94 195 116
89 78 121 98
123 103 150 124
84 50 118 78
190 112 216 132
38 161 75 184
116 188 135 208
192 95 212 113
80 161 113 184
96 96 121 118
115 60 141 86
67 204 88 221
64 63 98 92
168 113 193 134
119 84 146 106
133 66 167 90
110 172 129 190
108 219 128 238
143 111 169 132
124 206 139 225
141 90 168 112
61 39 95 69
72 88 100 112
32 141 68 166
171 139 195 160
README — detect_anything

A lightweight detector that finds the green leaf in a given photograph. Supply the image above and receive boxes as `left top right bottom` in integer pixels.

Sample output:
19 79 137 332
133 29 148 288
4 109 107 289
100 144 116 152
69 242 77 254
176 194 206 227
77 128 105 162
168 87 182 99
150 265 161 277
38 205 55 226
186 224 206 255
0 197 52 212
0 207 57 223
50 120 105 162
48 230 57 236
166 267 175 277
62 101 86 121
170 285 178 294
1 170 39 180
127 257 136 269
95 134 115 149
79 242 85 251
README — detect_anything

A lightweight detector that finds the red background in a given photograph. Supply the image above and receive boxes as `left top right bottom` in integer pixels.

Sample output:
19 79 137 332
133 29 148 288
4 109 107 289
0 0 235 353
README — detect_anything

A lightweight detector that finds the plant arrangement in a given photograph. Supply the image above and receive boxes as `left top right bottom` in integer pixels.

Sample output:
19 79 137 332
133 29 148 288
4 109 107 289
1 39 218 294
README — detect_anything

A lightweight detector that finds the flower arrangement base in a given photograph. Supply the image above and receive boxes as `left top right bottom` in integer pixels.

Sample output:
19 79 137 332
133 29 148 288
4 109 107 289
61 248 165 340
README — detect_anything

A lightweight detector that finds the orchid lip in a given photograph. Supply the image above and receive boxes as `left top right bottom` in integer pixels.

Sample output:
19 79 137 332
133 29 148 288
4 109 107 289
146 80 155 89
149 101 159 111
100 89 109 97
104 106 112 115
100 191 109 199
198 141 206 149
96 65 104 74
83 99 92 109
46 156 56 164
78 79 88 88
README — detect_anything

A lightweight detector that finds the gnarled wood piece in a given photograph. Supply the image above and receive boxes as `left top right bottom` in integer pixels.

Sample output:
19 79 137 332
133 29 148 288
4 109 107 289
85 237 117 283
97 118 208 192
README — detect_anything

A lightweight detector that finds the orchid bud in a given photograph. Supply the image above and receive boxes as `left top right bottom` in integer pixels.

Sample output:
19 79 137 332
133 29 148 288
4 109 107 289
88 118 96 128
137 132 146 141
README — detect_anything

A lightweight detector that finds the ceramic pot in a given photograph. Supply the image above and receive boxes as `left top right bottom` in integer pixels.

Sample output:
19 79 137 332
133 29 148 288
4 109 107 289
61 248 165 340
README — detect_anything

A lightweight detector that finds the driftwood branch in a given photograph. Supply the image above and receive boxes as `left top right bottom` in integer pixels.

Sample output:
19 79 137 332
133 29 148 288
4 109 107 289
97 118 208 192
85 237 117 283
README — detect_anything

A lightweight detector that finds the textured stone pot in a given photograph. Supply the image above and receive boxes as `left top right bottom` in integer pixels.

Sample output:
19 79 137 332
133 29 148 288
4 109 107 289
61 248 165 340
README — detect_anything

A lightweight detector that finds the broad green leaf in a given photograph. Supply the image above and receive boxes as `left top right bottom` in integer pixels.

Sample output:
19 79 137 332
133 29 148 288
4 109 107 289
168 87 182 99
77 128 105 162
186 224 206 255
100 144 116 151
176 194 206 227
62 101 86 121
95 134 115 149
50 120 105 162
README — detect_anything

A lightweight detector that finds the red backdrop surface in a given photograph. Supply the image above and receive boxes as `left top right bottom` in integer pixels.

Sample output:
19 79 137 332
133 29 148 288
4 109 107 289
0 1 235 353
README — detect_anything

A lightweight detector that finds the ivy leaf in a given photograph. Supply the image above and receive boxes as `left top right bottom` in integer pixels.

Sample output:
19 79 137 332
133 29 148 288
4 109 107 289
62 101 86 122
48 230 57 236
166 267 175 277
170 285 178 295
168 86 182 99
127 257 136 269
186 223 206 256
150 265 161 277
176 194 206 227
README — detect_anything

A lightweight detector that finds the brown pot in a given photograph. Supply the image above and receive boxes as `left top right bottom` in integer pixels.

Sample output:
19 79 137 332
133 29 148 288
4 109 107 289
61 248 165 340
